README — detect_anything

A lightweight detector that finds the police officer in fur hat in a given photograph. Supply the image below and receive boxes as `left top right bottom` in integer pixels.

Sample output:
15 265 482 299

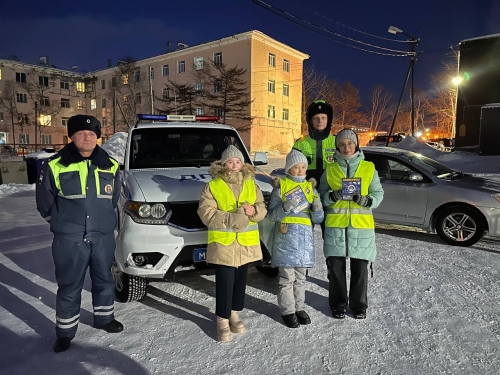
36 114 123 353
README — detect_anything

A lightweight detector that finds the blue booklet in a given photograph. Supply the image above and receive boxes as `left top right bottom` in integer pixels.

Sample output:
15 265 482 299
342 178 361 201
283 186 309 214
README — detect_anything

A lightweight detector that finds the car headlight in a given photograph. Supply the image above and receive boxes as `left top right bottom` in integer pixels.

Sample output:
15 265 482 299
124 201 172 224
492 194 500 204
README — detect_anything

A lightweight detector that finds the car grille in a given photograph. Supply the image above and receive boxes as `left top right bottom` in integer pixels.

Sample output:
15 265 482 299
168 202 206 231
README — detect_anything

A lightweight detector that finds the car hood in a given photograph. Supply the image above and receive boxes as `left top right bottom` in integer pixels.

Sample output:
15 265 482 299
452 175 500 194
128 167 273 202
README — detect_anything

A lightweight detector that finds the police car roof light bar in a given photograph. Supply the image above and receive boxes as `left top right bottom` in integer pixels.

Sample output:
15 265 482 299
195 116 220 122
166 115 196 122
137 114 167 121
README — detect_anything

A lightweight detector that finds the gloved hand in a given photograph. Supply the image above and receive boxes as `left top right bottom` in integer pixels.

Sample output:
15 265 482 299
282 199 299 212
228 213 250 230
353 195 372 208
311 198 323 212
329 190 343 202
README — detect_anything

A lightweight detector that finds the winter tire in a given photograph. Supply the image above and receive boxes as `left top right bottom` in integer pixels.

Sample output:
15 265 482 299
255 265 279 277
114 266 148 302
435 206 484 247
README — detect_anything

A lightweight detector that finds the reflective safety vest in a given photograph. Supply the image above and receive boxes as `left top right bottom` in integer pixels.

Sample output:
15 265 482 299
325 160 375 229
49 157 119 200
293 134 336 170
207 178 260 246
280 178 315 226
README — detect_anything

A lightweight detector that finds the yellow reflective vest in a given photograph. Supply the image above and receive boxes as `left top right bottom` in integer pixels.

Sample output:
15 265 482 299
293 134 336 170
325 160 375 229
207 178 260 246
280 178 315 226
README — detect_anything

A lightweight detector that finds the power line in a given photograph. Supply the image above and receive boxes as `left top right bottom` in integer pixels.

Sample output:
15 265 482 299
252 0 413 57
290 0 409 43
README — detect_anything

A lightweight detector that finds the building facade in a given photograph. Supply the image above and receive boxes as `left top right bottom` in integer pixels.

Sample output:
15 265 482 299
0 30 308 153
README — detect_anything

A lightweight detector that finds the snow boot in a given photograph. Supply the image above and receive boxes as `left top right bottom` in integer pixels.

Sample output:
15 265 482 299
229 310 246 334
216 316 232 342
353 309 367 320
332 310 346 319
99 319 124 333
295 310 311 325
53 337 71 353
282 313 300 328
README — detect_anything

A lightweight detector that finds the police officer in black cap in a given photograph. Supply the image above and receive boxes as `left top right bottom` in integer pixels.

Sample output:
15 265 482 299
36 114 123 353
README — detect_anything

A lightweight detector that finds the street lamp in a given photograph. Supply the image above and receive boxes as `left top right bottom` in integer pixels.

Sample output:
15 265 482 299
385 25 420 145
452 76 463 85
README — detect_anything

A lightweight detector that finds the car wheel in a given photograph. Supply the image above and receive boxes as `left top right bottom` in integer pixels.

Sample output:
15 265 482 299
255 265 279 277
113 263 148 302
435 206 484 247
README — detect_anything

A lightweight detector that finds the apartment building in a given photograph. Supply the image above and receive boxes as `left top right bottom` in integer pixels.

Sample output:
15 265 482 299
0 30 309 153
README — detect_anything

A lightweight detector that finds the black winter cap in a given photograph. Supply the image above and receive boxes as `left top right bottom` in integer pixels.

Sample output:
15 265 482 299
67 115 101 139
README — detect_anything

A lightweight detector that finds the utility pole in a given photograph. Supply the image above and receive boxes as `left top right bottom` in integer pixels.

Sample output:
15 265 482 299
148 66 154 115
409 37 417 137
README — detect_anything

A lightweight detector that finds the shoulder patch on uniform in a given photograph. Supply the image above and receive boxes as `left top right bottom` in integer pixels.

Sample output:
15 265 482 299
38 169 44 185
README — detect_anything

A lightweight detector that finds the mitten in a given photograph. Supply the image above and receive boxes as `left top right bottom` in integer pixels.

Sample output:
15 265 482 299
353 195 372 208
311 198 323 211
228 213 249 230
282 199 299 212
329 190 343 202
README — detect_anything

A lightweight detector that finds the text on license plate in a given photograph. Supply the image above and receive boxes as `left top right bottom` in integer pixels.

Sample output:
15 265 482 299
193 248 207 262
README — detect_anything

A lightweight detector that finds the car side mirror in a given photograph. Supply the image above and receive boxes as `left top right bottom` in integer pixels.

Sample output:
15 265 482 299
409 172 423 181
253 152 268 166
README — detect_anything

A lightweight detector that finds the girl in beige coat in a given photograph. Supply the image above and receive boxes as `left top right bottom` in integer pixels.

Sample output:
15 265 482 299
197 145 267 342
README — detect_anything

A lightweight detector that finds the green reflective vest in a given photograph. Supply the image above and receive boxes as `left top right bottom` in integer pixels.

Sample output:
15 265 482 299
293 134 336 170
207 178 260 246
325 160 375 229
279 178 315 226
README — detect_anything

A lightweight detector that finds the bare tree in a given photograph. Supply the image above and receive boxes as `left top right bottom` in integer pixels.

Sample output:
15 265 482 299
368 85 392 132
333 82 362 129
155 79 197 115
194 59 252 129
0 80 29 148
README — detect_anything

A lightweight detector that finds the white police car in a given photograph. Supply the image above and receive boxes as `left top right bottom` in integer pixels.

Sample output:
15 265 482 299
113 114 275 302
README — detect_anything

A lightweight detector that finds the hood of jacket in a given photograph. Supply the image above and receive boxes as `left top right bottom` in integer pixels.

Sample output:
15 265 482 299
209 161 255 185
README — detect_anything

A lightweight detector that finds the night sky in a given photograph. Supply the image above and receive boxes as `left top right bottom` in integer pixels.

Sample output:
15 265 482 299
1 0 499 106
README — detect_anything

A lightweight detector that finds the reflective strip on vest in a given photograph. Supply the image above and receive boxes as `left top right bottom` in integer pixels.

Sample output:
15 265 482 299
49 157 119 200
279 178 314 226
207 178 260 246
293 135 336 170
325 160 375 229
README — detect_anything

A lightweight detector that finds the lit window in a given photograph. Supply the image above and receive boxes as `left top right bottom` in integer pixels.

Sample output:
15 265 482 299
39 115 52 126
91 99 96 110
283 59 290 72
283 84 289 97
282 108 289 121
194 57 203 70
268 53 276 67
267 105 275 119
0 69 2 80
268 80 275 94
76 82 85 92
77 100 84 110
122 74 129 85
214 52 222 66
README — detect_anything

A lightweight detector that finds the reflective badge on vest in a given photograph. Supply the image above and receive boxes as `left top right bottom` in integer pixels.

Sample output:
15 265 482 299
305 186 311 194
105 184 113 194
327 155 335 162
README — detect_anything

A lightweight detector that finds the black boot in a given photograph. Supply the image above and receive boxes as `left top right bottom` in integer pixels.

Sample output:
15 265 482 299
282 314 300 328
53 337 71 353
332 310 346 319
353 309 367 319
295 311 311 325
99 319 124 333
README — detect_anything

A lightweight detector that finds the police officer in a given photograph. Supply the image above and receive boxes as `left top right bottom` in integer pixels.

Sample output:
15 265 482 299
293 100 336 183
36 115 123 353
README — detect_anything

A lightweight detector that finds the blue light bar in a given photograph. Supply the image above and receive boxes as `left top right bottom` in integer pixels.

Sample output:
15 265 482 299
137 114 168 121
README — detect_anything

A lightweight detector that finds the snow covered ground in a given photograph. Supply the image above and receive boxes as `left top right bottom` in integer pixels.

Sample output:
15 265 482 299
1 138 500 374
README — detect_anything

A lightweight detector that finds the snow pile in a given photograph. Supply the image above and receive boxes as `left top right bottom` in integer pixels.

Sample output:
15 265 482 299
25 151 57 159
395 136 500 174
101 132 128 165
0 183 35 197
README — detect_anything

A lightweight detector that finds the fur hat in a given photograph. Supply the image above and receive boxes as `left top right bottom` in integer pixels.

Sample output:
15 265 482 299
285 149 308 173
220 145 245 165
68 115 101 139
335 128 359 149
306 100 334 125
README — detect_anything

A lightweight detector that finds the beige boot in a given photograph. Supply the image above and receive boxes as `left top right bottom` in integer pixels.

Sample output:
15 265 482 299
229 310 246 334
216 316 232 342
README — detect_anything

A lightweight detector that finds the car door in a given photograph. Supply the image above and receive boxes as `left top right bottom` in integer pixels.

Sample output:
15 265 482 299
364 152 430 225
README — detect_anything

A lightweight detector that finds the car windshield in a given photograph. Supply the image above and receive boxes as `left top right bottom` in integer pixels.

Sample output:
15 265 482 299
129 127 250 169
406 152 458 178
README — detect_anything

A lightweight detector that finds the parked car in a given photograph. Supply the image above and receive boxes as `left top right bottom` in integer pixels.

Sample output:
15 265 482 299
367 134 405 147
271 147 500 247
0 145 16 156
113 114 275 302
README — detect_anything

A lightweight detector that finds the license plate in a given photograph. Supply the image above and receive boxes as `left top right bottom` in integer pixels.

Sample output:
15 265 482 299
193 248 207 262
